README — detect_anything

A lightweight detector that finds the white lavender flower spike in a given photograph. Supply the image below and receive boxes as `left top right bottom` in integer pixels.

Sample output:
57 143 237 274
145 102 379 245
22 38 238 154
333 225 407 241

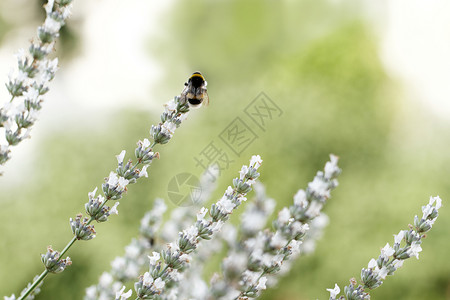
133 156 263 299
212 154 341 300
14 76 201 299
0 0 73 171
330 196 442 300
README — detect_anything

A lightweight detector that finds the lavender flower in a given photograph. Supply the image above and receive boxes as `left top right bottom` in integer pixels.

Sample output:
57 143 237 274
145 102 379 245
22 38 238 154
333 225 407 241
157 166 221 300
240 182 276 240
41 246 72 273
84 199 167 300
70 214 96 241
328 196 442 300
115 286 132 300
14 75 202 299
134 156 263 299
211 154 341 300
206 182 276 300
0 0 73 171
85 188 119 222
85 166 219 300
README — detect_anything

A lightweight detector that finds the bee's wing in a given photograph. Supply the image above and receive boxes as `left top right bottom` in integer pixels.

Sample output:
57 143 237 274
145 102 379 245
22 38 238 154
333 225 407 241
181 84 189 96
203 90 209 106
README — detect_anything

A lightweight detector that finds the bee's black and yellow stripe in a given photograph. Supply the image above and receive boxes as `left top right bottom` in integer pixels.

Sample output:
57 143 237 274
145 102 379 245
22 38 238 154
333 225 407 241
190 71 205 81
189 72 205 89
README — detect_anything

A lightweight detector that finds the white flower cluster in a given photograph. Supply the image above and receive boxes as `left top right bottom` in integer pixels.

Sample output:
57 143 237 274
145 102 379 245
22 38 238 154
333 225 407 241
328 196 442 300
13 76 196 299
161 167 223 300
240 182 276 238
84 165 221 300
82 156 339 300
210 155 341 300
84 199 167 300
0 0 73 171
207 182 277 299
85 165 220 300
133 156 262 300
150 96 190 145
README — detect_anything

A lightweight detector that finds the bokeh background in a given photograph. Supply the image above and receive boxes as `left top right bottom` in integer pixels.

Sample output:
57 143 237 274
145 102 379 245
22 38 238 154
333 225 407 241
0 0 449 299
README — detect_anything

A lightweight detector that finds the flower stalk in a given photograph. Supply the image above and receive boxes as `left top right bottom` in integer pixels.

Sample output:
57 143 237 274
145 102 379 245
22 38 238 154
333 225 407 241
327 196 442 300
11 78 203 300
133 156 263 300
0 0 73 171
223 154 341 300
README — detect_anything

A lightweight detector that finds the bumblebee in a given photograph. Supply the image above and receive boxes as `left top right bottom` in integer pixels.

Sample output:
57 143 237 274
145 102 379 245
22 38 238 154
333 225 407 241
182 71 209 107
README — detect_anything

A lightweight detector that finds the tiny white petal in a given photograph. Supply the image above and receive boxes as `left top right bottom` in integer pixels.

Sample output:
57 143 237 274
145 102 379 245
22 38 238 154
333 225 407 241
368 258 377 269
277 207 291 224
164 99 177 111
256 276 267 290
117 177 129 190
433 196 442 210
239 165 249 180
143 272 154 286
250 155 262 169
379 266 389 279
153 277 165 290
326 283 340 299
110 202 119 215
211 220 224 232
381 243 395 258
107 172 119 186
393 259 404 269
217 196 236 214
88 187 98 199
197 207 208 221
293 189 307 208
324 154 340 179
161 121 176 136
394 230 405 244
116 150 126 164
148 252 161 266
140 165 149 178
115 286 132 299
270 231 287 249
45 0 55 14
409 242 422 259
43 17 61 34
289 239 302 255
142 138 151 148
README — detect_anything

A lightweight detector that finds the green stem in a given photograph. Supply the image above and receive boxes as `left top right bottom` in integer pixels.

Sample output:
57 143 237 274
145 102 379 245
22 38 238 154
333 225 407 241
18 135 162 299
18 200 110 299
18 269 48 300
59 235 77 258
16 118 166 300
19 234 78 298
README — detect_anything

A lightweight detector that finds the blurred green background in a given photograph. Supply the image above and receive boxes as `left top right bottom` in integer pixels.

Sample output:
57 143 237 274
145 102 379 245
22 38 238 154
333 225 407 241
0 0 449 299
